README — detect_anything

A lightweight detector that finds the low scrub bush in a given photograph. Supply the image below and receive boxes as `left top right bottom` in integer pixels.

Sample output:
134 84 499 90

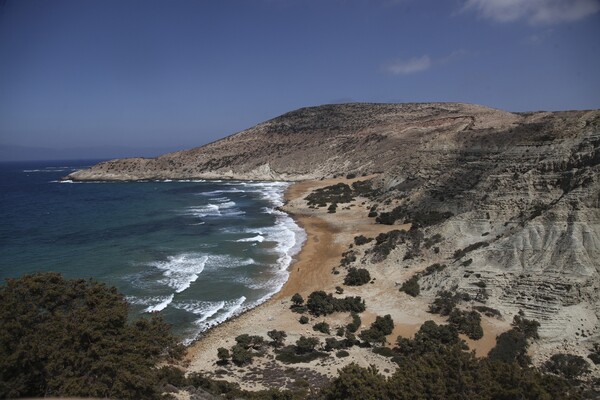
399 275 420 297
545 354 591 380
344 267 371 286
448 309 483 340
346 312 361 333
473 305 502 318
422 263 447 276
306 291 366 316
335 350 350 358
313 321 331 334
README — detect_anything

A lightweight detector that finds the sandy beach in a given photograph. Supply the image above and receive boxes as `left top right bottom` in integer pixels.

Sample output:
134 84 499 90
184 177 509 390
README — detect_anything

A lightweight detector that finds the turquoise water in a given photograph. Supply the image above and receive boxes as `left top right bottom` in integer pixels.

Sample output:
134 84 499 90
0 160 305 343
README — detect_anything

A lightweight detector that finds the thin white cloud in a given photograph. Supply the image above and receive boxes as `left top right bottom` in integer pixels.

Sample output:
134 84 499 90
383 50 467 76
383 55 431 75
463 0 600 24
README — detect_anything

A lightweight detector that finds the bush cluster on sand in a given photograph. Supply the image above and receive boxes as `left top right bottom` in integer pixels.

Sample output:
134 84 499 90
399 275 420 297
344 267 371 286
359 314 394 346
306 291 366 316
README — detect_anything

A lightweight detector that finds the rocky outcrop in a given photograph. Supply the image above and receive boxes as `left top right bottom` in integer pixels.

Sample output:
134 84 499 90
68 103 600 364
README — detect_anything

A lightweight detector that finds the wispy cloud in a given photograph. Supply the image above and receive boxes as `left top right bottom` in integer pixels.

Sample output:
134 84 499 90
382 50 468 76
463 0 600 25
383 55 432 75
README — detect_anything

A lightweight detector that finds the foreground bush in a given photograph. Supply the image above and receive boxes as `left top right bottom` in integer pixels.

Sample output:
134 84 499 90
0 272 183 399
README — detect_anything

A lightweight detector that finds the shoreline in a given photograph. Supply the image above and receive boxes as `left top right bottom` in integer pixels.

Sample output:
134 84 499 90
184 176 509 390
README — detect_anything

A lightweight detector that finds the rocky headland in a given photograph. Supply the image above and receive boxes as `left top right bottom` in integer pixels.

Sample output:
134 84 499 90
68 102 600 391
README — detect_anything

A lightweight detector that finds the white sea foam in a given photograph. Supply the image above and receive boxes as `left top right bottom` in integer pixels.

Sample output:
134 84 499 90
180 296 246 345
144 294 175 312
185 200 245 218
205 254 256 270
173 300 225 323
236 235 265 243
150 254 208 293
198 296 246 330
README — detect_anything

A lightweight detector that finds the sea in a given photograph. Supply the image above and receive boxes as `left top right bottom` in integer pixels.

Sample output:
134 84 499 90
0 160 306 344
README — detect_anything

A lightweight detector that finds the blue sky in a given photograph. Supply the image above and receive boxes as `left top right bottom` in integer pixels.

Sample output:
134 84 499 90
0 0 599 160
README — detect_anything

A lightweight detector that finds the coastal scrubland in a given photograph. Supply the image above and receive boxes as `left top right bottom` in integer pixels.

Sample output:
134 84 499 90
8 103 600 398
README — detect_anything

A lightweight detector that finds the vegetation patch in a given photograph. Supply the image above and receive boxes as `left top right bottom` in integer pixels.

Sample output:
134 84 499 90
399 275 420 297
428 290 467 316
305 183 354 206
376 206 453 227
0 272 184 400
344 267 371 286
354 235 373 246
545 354 591 380
448 309 483 340
473 305 502 318
306 291 366 316
359 314 394 346
346 312 362 333
422 263 447 276
275 336 328 364
488 315 540 367
453 241 489 259
370 228 424 263
313 321 331 334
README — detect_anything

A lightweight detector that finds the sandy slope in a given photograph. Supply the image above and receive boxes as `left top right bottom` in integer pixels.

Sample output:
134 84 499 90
184 177 509 391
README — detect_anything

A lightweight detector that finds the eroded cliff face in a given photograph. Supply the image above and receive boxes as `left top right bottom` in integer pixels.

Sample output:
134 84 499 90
350 107 600 362
68 103 600 362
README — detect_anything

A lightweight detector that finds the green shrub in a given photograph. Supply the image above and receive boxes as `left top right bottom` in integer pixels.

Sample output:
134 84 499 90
473 305 502 318
429 290 461 316
488 329 530 367
336 326 346 337
0 272 183 400
267 330 287 347
453 241 489 259
399 275 420 297
295 336 320 354
305 183 355 206
422 263 447 276
354 235 372 245
275 346 328 364
448 309 483 340
217 347 230 364
372 346 396 358
231 344 253 366
545 354 590 380
306 291 365 316
395 321 466 357
325 337 345 351
344 267 371 286
346 312 361 333
313 321 331 334
335 350 350 358
235 334 264 350
291 293 304 306
299 315 309 324
359 315 394 346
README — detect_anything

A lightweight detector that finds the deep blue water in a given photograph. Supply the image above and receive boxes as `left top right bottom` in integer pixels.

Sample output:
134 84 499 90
0 160 305 343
